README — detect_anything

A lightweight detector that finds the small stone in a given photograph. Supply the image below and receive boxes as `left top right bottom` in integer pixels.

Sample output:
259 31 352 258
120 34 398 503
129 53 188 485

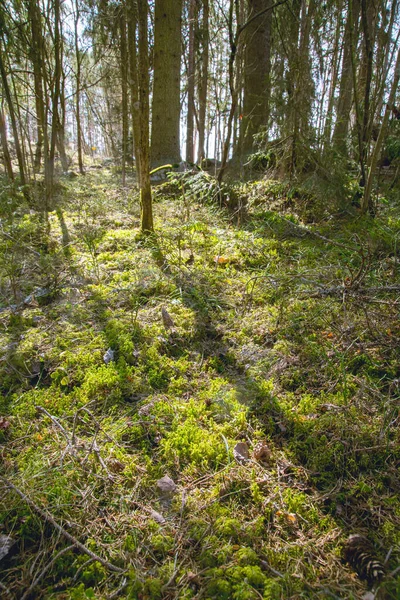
233 442 250 463
157 475 177 498
103 348 115 364
150 509 166 524
0 535 16 562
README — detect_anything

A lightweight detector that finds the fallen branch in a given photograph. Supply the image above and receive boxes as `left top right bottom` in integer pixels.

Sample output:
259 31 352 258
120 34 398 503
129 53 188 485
1 477 125 574
307 284 400 298
20 544 76 600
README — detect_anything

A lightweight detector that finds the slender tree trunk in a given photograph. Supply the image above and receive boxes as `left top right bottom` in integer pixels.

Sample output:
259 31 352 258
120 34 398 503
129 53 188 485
323 0 343 150
45 0 62 209
332 0 361 156
0 45 27 186
186 0 196 163
363 46 400 214
0 105 14 179
127 0 141 181
359 0 375 183
74 0 84 174
120 7 129 185
197 0 209 164
137 0 153 233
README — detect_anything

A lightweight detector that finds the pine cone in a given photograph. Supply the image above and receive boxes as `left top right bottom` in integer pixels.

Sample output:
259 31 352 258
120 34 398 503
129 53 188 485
343 534 385 584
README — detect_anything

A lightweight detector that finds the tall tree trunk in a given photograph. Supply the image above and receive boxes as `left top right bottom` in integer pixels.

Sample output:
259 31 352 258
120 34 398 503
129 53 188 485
127 0 141 181
28 0 47 175
74 0 84 174
197 0 209 164
323 0 343 150
46 0 62 209
151 0 183 167
137 0 153 233
186 0 196 163
56 66 69 173
359 0 376 183
0 45 27 186
0 105 13 179
120 7 129 185
239 0 273 159
332 0 361 156
363 47 400 213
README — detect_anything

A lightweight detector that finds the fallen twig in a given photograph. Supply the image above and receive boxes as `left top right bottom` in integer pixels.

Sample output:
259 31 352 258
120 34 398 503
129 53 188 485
20 544 76 600
1 477 125 574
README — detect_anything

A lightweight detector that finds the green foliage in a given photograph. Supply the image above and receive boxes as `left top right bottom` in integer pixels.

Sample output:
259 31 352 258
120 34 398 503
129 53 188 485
2 170 400 600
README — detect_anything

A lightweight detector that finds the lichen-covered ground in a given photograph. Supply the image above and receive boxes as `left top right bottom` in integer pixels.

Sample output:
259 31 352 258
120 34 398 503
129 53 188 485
0 170 399 599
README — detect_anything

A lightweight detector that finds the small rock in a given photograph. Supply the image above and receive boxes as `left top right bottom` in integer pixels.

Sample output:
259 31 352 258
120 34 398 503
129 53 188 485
157 475 177 499
150 509 166 524
0 535 16 562
103 348 115 364
233 442 250 463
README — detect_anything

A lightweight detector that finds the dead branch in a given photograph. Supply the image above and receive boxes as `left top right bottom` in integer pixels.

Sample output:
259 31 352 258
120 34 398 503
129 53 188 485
1 477 125 574
20 544 76 600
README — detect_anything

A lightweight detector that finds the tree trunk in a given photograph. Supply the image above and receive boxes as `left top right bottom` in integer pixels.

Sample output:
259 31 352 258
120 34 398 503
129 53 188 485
74 0 84 174
363 46 400 214
332 0 361 156
137 0 153 233
0 45 27 186
0 105 14 179
46 0 62 209
239 0 273 159
186 0 196 163
197 0 209 164
120 7 129 185
127 0 141 181
151 0 183 167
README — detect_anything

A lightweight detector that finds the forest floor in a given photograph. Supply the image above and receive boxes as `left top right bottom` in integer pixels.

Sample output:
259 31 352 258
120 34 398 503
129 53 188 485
0 168 399 599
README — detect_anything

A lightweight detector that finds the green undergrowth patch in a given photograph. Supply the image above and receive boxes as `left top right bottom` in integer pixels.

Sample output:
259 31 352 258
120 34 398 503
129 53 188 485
1 171 399 599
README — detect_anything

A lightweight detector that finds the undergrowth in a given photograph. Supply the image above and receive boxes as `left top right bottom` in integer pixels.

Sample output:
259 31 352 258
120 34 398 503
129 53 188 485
0 169 399 599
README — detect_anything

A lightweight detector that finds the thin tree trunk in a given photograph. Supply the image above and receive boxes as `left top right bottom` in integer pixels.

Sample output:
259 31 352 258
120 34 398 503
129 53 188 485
46 0 62 209
363 46 400 214
137 0 153 233
120 7 129 185
332 0 360 156
74 0 84 174
197 0 209 164
0 105 14 179
127 0 141 181
0 45 27 186
186 0 196 163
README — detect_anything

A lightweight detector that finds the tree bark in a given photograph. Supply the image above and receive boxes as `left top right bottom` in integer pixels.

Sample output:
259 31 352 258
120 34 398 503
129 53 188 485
151 0 183 167
120 7 129 185
127 0 141 181
186 0 196 163
74 0 84 174
239 0 273 158
197 0 209 164
0 105 13 179
332 0 361 156
137 0 153 233
363 46 400 214
0 45 27 186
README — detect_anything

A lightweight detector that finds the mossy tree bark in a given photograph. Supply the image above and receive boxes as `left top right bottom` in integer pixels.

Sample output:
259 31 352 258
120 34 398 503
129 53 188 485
151 0 183 168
